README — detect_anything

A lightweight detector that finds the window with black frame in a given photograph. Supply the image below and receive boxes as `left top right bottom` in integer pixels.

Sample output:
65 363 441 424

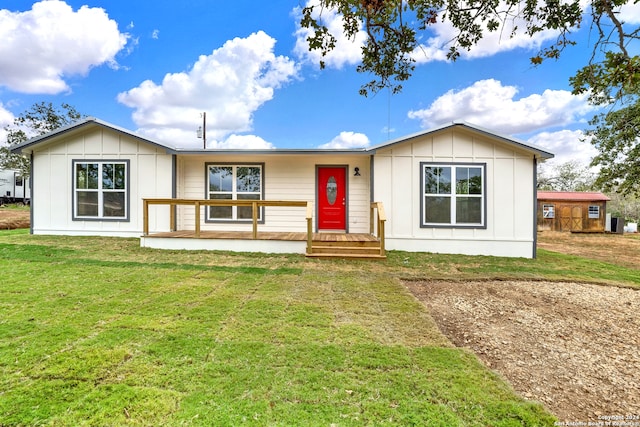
206 164 263 221
421 163 485 228
73 160 128 220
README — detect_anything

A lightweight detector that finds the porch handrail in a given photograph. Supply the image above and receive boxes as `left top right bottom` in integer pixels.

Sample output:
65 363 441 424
306 202 313 254
370 202 386 256
143 199 312 245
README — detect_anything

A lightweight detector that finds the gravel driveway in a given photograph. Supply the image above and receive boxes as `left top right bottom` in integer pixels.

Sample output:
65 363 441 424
404 279 640 423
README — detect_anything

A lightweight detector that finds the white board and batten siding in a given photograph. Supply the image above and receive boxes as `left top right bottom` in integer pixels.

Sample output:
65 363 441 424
31 127 173 237
373 128 536 258
17 118 551 258
174 154 371 234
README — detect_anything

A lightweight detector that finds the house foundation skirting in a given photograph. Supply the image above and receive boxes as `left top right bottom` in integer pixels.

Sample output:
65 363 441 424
140 231 381 256
140 236 307 253
385 237 534 258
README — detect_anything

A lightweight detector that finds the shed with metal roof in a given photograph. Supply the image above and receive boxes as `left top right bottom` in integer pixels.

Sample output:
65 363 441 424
537 191 610 232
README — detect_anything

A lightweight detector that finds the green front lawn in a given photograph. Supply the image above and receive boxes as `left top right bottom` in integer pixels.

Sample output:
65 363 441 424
5 230 635 425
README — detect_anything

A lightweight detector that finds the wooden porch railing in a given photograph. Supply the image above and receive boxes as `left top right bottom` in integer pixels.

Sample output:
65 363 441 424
143 198 386 257
370 202 386 257
143 198 314 253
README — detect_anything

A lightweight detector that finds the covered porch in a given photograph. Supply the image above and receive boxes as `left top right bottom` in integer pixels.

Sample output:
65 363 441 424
141 199 386 259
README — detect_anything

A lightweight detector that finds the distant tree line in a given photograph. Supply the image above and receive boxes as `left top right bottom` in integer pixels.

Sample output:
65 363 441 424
538 160 639 223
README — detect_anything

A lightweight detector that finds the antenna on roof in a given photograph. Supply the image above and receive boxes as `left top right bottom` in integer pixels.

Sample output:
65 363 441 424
196 112 206 149
387 88 391 141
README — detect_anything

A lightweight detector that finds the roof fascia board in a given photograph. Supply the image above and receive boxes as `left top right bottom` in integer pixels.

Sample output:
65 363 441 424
10 117 369 156
10 117 177 154
10 117 554 160
171 148 368 155
367 121 554 160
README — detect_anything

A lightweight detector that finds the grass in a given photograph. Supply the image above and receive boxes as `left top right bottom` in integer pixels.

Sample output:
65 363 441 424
390 249 640 287
0 203 30 209
2 230 637 425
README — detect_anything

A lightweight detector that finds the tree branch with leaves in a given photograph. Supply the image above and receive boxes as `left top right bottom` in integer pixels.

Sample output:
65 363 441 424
301 0 585 96
1 102 85 177
301 0 640 195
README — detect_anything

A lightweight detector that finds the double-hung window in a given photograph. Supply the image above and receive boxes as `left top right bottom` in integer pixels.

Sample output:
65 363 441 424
421 163 486 228
73 160 128 220
206 164 263 221
588 205 600 219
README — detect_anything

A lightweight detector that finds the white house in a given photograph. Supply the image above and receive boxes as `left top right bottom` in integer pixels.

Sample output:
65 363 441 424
11 117 553 258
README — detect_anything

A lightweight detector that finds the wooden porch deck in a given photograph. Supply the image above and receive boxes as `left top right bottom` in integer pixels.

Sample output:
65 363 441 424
142 231 385 259
142 198 386 259
144 230 379 242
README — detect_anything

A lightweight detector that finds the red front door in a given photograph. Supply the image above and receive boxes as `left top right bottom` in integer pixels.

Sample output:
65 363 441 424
317 166 347 230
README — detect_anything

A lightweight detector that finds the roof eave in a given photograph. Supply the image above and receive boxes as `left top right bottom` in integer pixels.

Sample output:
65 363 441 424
367 120 555 160
170 148 370 155
10 117 177 154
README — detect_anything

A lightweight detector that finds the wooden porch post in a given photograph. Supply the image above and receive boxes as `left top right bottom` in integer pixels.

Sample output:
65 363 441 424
195 201 201 238
378 219 386 257
306 202 313 254
170 202 176 232
252 201 258 239
143 199 149 236
377 202 386 257
370 205 374 235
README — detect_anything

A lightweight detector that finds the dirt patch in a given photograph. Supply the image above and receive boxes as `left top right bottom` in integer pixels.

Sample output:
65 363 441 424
0 208 30 229
538 231 639 269
405 279 640 422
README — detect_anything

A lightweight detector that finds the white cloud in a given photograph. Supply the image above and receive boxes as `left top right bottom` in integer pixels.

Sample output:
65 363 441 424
411 11 561 64
528 129 598 168
381 126 396 136
293 1 366 69
614 2 640 24
155 130 275 149
319 131 369 149
215 134 274 149
152 29 160 39
0 0 129 94
0 103 15 146
117 31 298 148
408 79 594 134
0 103 13 127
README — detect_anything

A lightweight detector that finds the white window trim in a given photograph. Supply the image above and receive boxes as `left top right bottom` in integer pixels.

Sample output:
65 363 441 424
588 205 600 219
72 160 129 221
543 204 555 219
205 163 264 222
420 162 487 228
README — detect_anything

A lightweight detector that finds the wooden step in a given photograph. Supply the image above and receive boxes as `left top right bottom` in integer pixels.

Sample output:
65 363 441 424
313 240 380 248
310 245 382 255
306 238 385 259
306 252 386 260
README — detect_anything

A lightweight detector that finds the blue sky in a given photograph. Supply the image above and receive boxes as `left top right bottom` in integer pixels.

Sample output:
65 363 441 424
1 1 639 168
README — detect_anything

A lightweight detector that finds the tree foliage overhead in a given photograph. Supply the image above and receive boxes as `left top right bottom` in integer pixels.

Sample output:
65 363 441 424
586 102 640 194
1 102 84 177
301 0 640 195
301 0 590 96
537 160 596 192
